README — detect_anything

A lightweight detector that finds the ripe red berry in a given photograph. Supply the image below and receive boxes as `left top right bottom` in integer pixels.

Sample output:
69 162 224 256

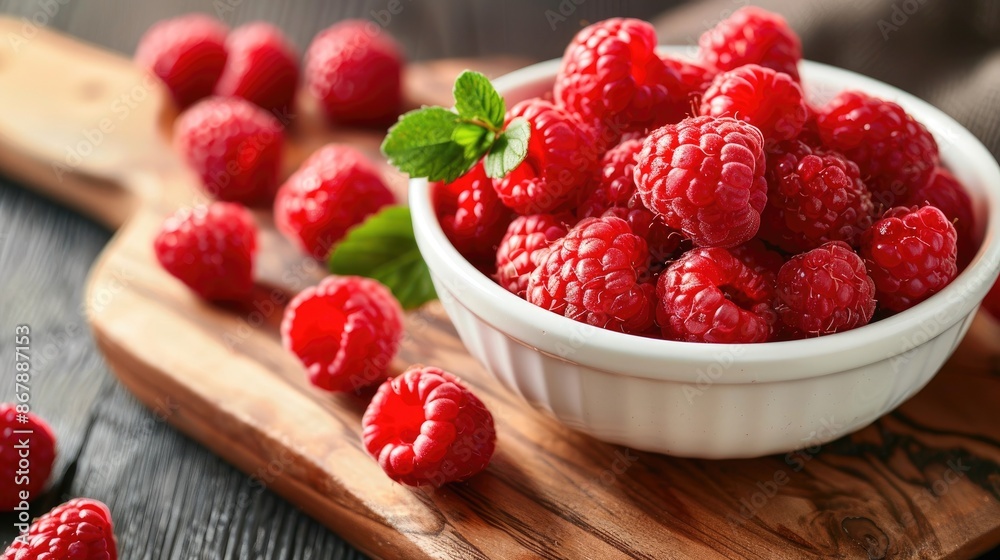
2 498 117 560
906 167 976 268
305 20 403 126
759 140 874 253
491 98 597 215
634 116 767 248
526 216 654 333
363 365 496 486
699 6 802 80
174 97 285 206
134 14 228 108
275 144 395 260
578 138 687 264
154 202 257 301
776 241 876 336
554 18 680 139
0 405 56 512
700 64 808 141
494 213 571 298
281 276 404 393
816 91 939 204
433 163 512 264
861 206 958 312
215 22 299 114
659 54 716 123
657 246 777 343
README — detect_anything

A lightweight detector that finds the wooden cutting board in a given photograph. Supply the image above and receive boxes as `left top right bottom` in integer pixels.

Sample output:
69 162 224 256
1 18 999 560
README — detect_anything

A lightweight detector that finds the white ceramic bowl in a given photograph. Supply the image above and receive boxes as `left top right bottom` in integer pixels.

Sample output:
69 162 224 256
409 52 1000 459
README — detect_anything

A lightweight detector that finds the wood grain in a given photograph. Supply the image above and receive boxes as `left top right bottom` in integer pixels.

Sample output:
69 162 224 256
1 17 999 560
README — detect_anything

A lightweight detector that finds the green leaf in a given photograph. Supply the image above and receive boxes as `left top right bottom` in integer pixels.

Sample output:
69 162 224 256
328 206 437 310
453 70 505 130
484 118 531 179
381 107 476 183
451 122 494 161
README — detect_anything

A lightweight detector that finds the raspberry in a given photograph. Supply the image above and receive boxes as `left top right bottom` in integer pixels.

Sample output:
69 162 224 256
275 144 395 259
494 213 571 298
433 163 511 264
305 20 403 126
816 91 939 204
554 18 680 138
134 14 228 108
174 97 285 206
776 241 876 336
656 246 777 343
491 98 597 214
861 206 958 312
906 167 976 268
731 238 785 276
700 64 808 141
634 116 767 248
699 7 802 80
214 22 299 114
578 138 687 264
0 405 56 511
154 202 257 301
2 498 117 560
281 276 403 392
659 55 715 123
362 365 495 486
526 216 654 333
759 140 874 252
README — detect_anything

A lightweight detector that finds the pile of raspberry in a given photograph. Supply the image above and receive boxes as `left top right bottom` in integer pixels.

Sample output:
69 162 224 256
433 8 975 343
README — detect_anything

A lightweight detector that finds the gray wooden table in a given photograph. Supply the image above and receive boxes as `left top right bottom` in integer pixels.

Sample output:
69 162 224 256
1 0 999 558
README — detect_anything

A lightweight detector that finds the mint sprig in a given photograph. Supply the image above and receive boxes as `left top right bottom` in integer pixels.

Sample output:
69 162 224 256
328 206 436 310
381 70 530 183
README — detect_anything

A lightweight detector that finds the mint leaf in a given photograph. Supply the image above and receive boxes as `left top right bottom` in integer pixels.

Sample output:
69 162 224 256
328 206 436 310
452 122 494 161
453 70 505 130
484 118 530 179
382 107 473 183
381 70 531 184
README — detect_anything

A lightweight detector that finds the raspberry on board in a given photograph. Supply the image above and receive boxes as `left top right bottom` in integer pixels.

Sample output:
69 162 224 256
2 498 117 560
633 116 767 248
861 206 958 312
526 216 655 333
0 405 56 512
494 213 571 298
305 20 403 126
134 13 228 108
816 90 939 205
491 98 598 215
174 97 285 206
698 6 802 80
700 64 808 142
759 140 874 253
657 246 777 343
554 18 681 141
776 241 876 336
154 202 257 301
906 167 977 268
215 22 299 114
362 365 496 486
275 144 395 260
577 138 688 265
433 162 512 265
281 275 404 393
